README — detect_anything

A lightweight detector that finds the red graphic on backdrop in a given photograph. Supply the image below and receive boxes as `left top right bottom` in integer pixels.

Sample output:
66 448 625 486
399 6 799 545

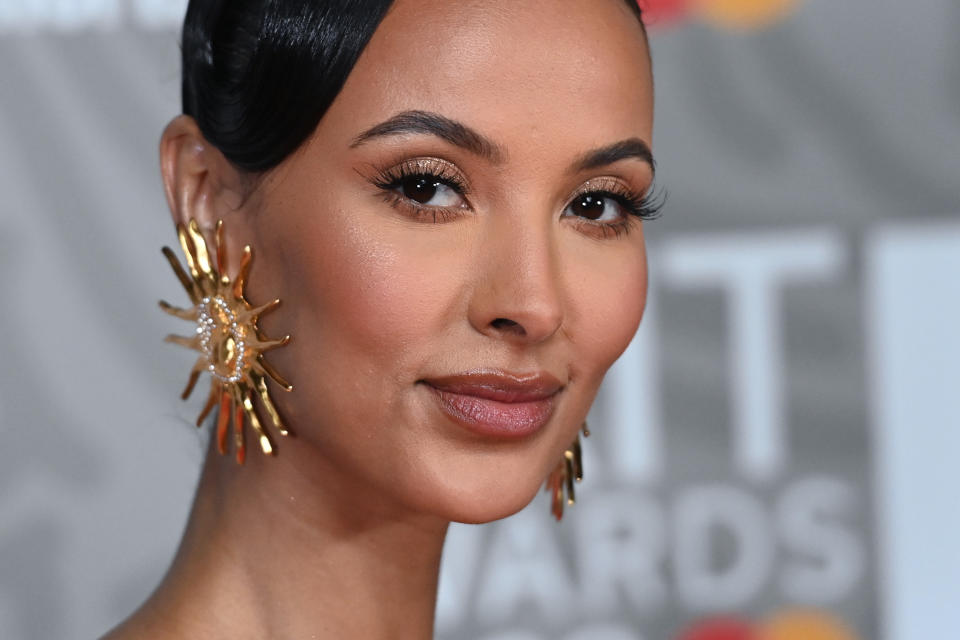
677 617 758 640
675 610 861 640
638 0 802 30
637 0 691 26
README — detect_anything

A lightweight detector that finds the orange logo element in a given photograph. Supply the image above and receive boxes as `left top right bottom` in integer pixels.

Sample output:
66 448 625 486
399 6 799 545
676 609 861 640
638 0 802 29
760 609 860 640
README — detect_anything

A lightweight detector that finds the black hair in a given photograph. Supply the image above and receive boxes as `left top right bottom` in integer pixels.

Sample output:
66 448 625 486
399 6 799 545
181 0 645 173
181 0 395 172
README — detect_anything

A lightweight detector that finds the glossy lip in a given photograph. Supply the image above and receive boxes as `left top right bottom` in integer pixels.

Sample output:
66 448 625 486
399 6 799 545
420 369 564 438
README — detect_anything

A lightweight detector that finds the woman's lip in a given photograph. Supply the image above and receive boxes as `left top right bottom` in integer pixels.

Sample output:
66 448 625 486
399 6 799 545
421 370 563 438
422 370 564 402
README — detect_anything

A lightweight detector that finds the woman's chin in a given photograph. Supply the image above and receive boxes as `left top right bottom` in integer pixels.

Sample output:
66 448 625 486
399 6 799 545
442 497 538 525
417 471 547 525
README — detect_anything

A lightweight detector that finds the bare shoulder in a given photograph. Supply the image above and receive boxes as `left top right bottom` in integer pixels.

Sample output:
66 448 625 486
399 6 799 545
99 610 182 640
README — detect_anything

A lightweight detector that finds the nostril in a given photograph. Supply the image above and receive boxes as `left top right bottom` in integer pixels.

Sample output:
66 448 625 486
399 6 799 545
490 317 525 335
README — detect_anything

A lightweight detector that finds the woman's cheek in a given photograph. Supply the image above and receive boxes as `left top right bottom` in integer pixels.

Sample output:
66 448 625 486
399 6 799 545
303 208 463 359
568 244 648 377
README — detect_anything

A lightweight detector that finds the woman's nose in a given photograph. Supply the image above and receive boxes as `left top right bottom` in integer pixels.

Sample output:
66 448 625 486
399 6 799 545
467 216 565 346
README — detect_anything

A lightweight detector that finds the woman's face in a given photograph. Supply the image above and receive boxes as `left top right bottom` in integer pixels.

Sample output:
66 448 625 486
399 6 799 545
235 0 654 522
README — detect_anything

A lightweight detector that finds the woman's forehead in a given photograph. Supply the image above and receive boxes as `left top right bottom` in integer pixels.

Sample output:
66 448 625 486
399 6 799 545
364 0 649 80
331 0 653 151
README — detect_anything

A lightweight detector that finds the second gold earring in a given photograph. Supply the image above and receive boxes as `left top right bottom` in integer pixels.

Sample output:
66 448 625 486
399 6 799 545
546 420 590 521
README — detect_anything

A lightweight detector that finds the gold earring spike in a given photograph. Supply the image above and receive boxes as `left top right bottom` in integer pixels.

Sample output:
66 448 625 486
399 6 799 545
159 219 293 464
547 420 590 521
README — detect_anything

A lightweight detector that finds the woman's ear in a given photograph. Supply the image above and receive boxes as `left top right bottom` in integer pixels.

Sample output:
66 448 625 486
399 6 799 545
159 115 247 234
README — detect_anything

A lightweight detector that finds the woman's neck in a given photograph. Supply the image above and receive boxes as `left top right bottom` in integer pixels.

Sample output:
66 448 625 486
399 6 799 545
107 437 449 640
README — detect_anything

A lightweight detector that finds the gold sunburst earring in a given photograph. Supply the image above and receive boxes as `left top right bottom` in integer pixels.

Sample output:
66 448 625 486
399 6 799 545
159 219 293 464
546 420 590 521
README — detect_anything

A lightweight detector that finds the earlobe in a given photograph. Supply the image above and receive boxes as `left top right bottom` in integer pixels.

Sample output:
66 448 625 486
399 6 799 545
159 115 246 234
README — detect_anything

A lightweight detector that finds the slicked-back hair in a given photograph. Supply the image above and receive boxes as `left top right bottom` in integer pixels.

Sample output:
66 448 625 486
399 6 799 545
180 0 645 173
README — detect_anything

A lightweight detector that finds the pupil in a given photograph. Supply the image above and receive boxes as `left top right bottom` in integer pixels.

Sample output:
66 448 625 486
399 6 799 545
403 176 439 204
576 195 606 220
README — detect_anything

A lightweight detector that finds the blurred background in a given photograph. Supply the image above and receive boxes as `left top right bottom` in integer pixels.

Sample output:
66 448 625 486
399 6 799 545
0 0 957 638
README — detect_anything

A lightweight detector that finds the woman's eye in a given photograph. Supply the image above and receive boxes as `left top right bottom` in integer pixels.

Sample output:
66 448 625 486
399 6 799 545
398 175 463 207
564 193 623 222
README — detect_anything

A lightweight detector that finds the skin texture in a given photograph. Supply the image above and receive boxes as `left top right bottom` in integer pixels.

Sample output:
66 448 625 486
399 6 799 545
106 0 653 638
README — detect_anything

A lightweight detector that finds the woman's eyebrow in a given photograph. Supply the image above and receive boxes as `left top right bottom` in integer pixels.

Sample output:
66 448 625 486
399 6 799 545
351 110 505 163
352 111 653 175
574 138 655 174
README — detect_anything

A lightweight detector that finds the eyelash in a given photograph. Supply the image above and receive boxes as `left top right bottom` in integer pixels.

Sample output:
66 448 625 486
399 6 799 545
371 159 469 223
370 159 664 237
568 178 665 238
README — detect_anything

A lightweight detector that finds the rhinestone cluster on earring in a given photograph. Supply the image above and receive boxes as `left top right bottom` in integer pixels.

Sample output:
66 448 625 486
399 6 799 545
160 219 293 464
197 296 247 384
547 420 590 521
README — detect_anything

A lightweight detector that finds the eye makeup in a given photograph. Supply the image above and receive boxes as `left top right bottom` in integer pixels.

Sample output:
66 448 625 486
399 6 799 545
365 156 663 235
562 176 664 239
370 157 472 223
